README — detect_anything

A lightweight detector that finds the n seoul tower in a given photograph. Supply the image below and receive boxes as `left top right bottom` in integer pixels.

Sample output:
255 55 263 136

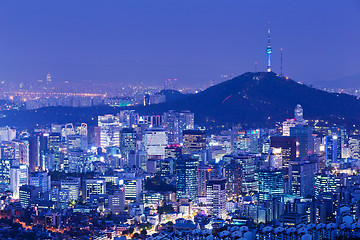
266 22 272 72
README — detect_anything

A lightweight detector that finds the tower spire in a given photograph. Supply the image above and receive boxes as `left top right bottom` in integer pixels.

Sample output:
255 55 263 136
266 22 272 72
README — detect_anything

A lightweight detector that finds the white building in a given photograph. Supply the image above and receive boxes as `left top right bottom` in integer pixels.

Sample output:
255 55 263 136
10 164 28 199
206 178 227 219
0 127 16 142
98 115 120 149
109 189 125 214
61 178 81 202
143 128 168 159
83 179 106 200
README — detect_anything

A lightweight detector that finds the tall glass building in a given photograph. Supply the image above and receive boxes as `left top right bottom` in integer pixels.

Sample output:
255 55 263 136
176 155 198 201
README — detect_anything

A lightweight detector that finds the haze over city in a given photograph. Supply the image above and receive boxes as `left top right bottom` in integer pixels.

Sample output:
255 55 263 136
0 0 359 87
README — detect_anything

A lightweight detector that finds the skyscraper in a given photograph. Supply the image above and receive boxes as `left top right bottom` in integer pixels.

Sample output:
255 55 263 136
270 136 298 168
47 132 61 171
182 130 206 155
176 155 198 201
120 128 137 163
98 114 120 149
206 178 226 219
314 173 339 200
290 125 313 158
10 164 28 199
143 128 168 160
225 159 241 201
258 169 284 202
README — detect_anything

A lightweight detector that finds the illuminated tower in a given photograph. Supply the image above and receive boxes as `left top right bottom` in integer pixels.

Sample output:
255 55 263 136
266 22 272 72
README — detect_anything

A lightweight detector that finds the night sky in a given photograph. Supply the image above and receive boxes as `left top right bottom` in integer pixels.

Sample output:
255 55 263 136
0 0 359 87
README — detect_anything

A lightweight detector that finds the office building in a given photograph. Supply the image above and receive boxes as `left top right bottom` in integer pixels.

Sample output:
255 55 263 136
143 128 167 160
176 155 198 201
206 178 226 219
258 169 284 202
83 179 106 200
10 164 28 199
98 114 120 148
182 130 206 154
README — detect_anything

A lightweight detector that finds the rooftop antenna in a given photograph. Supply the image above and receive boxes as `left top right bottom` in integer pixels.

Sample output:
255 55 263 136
280 48 284 77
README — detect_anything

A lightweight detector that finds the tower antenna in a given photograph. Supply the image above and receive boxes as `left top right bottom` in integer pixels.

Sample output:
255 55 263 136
255 61 258 72
280 48 283 77
266 21 272 72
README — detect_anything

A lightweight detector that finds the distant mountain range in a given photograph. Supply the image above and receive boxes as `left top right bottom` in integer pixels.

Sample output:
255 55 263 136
314 72 360 89
2 72 360 130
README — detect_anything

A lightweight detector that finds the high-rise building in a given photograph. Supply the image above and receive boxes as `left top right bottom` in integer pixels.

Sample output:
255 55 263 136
159 158 175 178
109 189 126 214
163 110 181 145
67 135 88 152
270 136 298 169
0 126 16 142
83 179 106 200
30 171 51 192
176 155 198 201
165 145 182 159
0 157 11 186
119 110 139 128
98 115 120 149
314 173 339 200
163 110 195 145
232 128 260 154
61 178 81 202
206 178 226 219
120 128 137 163
123 178 142 203
19 185 40 208
225 159 241 201
198 166 213 197
233 155 258 193
47 132 61 170
324 135 341 166
143 128 167 160
182 130 206 155
289 161 317 197
290 125 313 158
10 164 28 199
128 150 147 170
258 169 284 202
348 135 360 159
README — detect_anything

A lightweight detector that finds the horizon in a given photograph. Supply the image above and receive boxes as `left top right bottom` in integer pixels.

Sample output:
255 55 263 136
0 0 359 88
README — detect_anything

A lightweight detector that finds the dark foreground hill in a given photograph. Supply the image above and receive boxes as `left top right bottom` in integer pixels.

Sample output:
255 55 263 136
1 72 360 130
139 72 360 129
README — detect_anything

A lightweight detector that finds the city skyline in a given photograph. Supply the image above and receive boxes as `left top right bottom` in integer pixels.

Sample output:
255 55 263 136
0 2 360 239
0 0 359 87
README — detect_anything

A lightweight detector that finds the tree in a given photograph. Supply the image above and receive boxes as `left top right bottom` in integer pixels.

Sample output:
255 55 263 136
157 204 174 214
140 229 147 236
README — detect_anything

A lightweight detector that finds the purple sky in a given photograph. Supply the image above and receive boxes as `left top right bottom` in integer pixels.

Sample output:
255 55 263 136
0 0 359 87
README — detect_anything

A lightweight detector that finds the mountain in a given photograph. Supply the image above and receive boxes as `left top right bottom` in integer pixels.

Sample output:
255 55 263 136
138 72 360 129
157 89 190 102
1 72 360 130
